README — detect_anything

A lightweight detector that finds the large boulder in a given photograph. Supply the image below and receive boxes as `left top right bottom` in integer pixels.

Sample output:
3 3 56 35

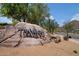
15 22 46 32
15 22 51 46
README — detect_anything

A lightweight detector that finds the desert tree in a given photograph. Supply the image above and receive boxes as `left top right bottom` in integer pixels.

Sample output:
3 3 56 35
0 3 49 25
0 3 29 22
27 3 49 25
63 21 74 40
41 15 59 34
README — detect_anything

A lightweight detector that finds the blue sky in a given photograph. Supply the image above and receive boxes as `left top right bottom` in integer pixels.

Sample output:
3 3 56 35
1 3 79 26
48 3 79 26
0 17 12 23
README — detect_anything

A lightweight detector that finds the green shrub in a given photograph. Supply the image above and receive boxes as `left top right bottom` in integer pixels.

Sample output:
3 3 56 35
0 23 8 26
74 29 79 34
12 21 17 26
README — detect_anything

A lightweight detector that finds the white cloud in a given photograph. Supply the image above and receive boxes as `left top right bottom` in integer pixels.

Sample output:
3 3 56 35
71 13 79 21
45 15 54 20
49 15 54 20
45 17 49 20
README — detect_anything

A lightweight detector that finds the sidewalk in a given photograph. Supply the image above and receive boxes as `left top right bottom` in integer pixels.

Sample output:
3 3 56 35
69 38 79 45
55 34 79 45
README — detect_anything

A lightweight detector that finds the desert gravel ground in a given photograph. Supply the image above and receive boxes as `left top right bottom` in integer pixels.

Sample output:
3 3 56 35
0 39 79 56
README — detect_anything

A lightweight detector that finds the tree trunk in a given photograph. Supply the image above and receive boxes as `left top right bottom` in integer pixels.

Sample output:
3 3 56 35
66 31 69 38
66 31 69 41
23 19 25 22
23 18 26 22
64 31 69 41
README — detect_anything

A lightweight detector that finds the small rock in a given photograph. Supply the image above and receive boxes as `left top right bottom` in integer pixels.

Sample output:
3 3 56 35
54 36 61 43
63 36 69 41
73 50 78 54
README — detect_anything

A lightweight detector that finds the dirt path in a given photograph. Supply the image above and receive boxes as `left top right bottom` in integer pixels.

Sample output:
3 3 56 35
0 40 79 56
